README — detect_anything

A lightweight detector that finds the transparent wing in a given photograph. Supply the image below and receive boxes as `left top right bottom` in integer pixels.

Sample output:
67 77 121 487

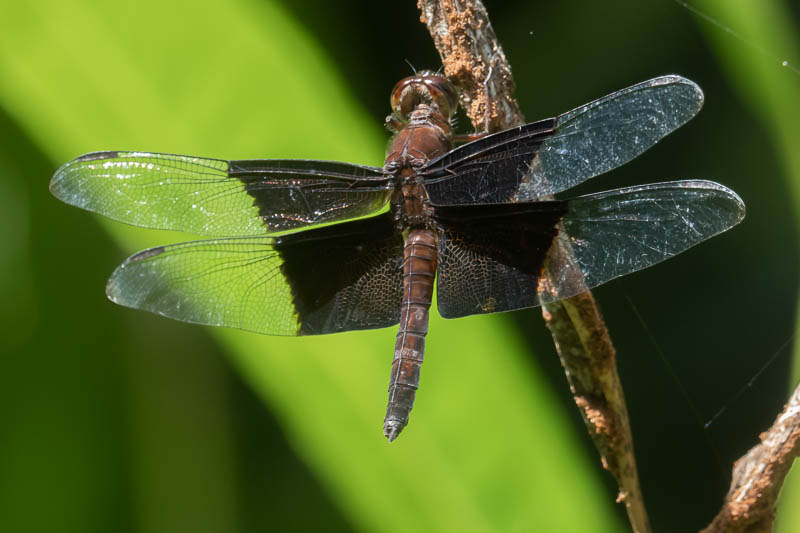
434 181 744 318
422 75 704 204
550 180 745 296
106 213 404 335
51 151 393 236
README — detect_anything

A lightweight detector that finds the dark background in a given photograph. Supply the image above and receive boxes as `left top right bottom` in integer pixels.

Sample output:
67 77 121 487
1 0 799 532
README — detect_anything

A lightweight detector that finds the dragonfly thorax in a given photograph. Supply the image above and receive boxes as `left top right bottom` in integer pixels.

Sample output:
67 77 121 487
385 109 453 229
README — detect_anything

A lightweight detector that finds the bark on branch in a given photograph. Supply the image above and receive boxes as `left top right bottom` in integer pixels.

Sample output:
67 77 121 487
416 1 651 532
701 382 800 533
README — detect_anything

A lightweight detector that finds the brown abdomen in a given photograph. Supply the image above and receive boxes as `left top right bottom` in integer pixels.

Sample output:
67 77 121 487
383 229 437 441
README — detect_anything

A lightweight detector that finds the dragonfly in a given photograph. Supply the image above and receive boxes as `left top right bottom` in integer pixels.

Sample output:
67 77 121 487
50 72 745 441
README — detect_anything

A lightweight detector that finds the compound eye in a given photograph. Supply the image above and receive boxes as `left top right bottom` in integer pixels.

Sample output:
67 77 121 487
423 76 458 118
389 72 458 119
390 76 421 120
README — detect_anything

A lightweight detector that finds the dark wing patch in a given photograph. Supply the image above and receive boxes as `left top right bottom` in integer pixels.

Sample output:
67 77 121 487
422 120 555 205
434 202 567 318
230 159 394 233
275 212 404 335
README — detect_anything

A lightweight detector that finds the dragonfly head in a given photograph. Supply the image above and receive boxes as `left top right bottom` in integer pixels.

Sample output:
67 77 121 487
390 70 458 122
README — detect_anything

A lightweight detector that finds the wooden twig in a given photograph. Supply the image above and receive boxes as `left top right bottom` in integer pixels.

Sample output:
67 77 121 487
701 382 800 533
417 1 651 532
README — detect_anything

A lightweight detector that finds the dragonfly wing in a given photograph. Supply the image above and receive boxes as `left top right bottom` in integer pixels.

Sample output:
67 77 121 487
51 151 393 236
434 181 744 318
106 213 404 335
422 76 704 204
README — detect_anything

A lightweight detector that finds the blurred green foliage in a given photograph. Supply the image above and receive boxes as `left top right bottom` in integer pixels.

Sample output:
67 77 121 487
0 1 798 532
691 2 800 531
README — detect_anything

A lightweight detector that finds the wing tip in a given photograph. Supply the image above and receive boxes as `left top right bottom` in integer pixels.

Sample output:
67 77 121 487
105 274 125 305
50 151 124 202
105 246 166 304
676 179 747 226
651 74 705 111
710 181 746 224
